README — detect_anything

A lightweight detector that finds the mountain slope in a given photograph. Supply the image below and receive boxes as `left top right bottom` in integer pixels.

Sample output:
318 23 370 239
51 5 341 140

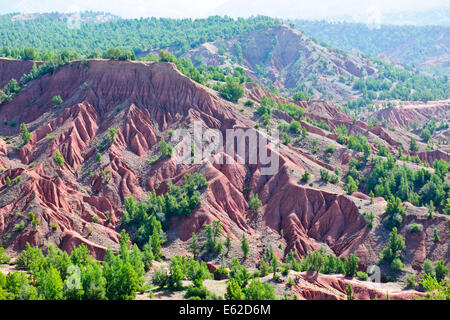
292 20 450 73
0 58 448 297
183 26 377 102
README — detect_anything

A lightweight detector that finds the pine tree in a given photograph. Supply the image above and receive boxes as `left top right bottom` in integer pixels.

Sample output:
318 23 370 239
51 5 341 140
241 233 249 260
189 232 199 260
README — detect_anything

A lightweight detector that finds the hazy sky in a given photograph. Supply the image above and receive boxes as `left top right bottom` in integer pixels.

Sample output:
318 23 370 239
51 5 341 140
0 0 448 19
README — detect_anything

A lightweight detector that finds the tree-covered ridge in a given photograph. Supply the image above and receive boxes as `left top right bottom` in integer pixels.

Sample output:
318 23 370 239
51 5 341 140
347 58 449 108
0 14 281 57
291 20 450 70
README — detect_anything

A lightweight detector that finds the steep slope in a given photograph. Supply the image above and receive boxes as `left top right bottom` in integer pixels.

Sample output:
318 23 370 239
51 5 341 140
0 58 447 296
0 58 38 87
292 20 450 72
183 25 377 101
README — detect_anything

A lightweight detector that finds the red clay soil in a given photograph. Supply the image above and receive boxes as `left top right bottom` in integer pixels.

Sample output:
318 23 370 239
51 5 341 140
0 59 447 297
0 58 40 87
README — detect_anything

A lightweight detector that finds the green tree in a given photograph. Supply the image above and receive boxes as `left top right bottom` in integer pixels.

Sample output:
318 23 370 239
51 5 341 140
96 152 102 165
346 284 354 300
241 233 249 260
52 95 63 106
344 176 358 195
409 137 419 152
244 279 276 300
218 77 244 102
189 233 199 260
149 216 165 260
53 150 65 167
160 139 173 158
248 193 262 214
225 279 243 300
420 129 432 142
81 260 106 300
301 170 311 183
435 260 449 283
379 227 406 272
20 123 31 145
36 266 64 300
224 235 232 257
344 254 360 277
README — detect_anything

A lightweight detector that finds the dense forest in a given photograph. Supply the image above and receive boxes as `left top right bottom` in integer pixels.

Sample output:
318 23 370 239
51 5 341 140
0 14 281 57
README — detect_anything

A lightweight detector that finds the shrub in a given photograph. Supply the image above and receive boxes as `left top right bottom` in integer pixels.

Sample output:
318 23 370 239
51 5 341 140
433 228 440 242
241 234 249 260
356 271 369 281
363 212 375 228
14 221 25 232
406 274 416 289
102 47 136 60
151 268 168 289
20 123 31 145
53 150 65 167
408 223 423 233
390 257 405 272
52 95 63 106
225 279 243 300
344 254 360 277
248 193 262 214
244 99 255 107
301 170 311 183
379 227 405 272
0 247 9 264
435 260 448 283
422 259 435 278
244 279 276 300
344 176 358 194
218 77 244 102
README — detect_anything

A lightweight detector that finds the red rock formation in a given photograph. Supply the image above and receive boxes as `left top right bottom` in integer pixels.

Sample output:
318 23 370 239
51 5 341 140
291 271 423 300
373 102 450 128
0 58 447 286
0 58 40 87
416 149 450 165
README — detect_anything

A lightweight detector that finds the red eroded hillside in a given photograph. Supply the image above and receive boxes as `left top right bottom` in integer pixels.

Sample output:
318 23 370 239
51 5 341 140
0 58 447 297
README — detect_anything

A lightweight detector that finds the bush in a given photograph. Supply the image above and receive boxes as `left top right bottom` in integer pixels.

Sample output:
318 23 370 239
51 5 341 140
408 223 423 233
0 247 9 264
344 176 358 194
344 254 360 277
356 271 369 281
248 193 262 214
363 212 375 228
406 274 416 289
301 170 311 183
244 99 255 107
52 95 63 106
218 77 244 102
102 47 136 60
390 257 405 272
185 285 209 299
151 268 169 289
53 150 65 167
435 260 448 283
244 279 276 300
379 227 405 272
320 169 330 182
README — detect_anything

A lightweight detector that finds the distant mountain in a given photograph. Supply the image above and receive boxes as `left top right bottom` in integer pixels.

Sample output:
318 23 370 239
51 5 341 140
291 20 450 74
